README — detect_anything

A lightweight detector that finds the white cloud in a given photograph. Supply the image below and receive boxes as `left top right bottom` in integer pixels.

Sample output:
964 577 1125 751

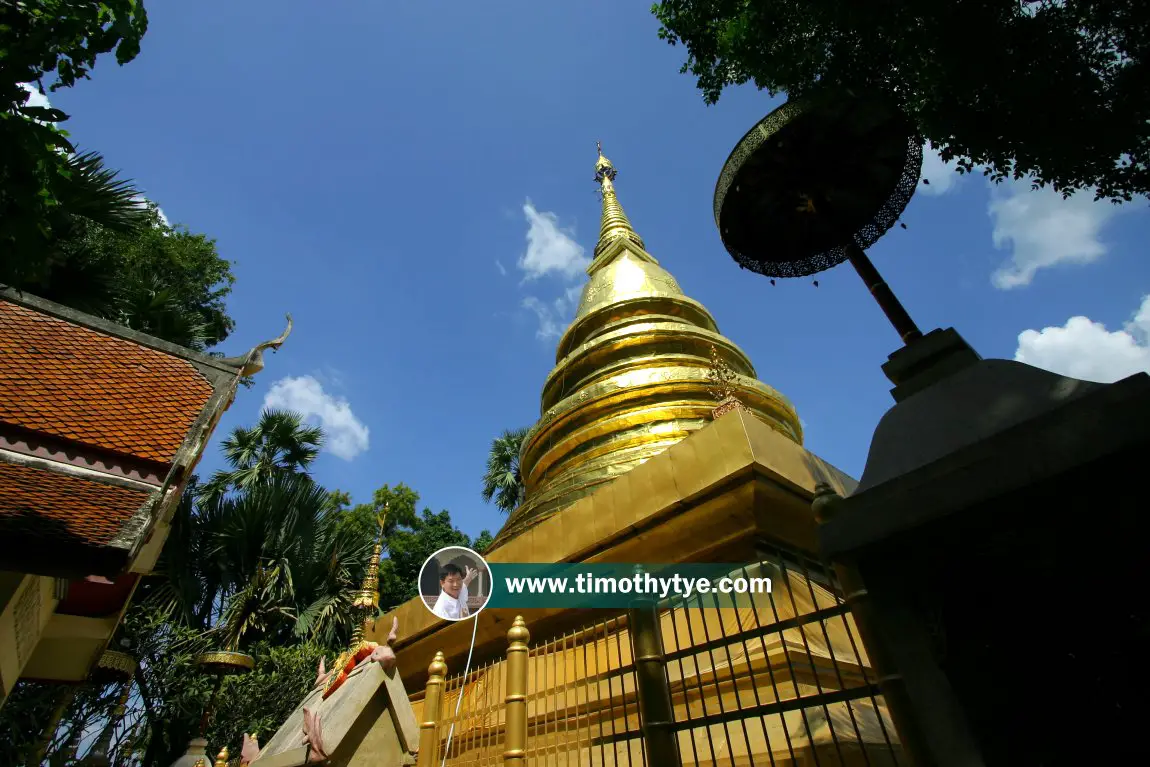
495 259 507 276
988 180 1122 289
130 194 170 228
561 284 582 311
262 375 370 461
18 84 61 133
522 297 562 340
521 286 583 341
918 141 961 196
518 200 588 280
1014 295 1150 383
20 83 51 110
514 199 590 339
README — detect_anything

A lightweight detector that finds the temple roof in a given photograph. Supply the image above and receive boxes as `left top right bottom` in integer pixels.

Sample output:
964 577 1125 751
0 461 151 548
0 288 271 578
489 147 802 549
0 300 215 464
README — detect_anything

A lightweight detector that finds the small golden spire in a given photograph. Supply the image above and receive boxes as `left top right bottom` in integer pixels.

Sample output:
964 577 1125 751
214 747 229 767
348 503 387 648
593 142 645 260
352 503 386 612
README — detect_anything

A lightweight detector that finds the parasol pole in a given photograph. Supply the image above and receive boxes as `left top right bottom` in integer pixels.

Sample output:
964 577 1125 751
844 241 922 344
810 192 924 345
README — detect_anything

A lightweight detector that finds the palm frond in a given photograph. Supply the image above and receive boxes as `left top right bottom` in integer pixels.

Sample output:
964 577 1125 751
53 150 150 233
481 427 529 513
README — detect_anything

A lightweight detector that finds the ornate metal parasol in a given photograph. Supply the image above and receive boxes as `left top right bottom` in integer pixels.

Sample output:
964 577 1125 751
715 90 925 344
91 647 137 684
195 650 255 677
79 649 139 766
194 650 254 738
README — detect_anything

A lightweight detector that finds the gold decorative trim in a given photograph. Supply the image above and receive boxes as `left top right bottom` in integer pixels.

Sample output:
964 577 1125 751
195 651 255 673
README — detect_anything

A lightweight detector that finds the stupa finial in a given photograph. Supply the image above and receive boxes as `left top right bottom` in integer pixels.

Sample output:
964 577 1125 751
591 142 644 261
595 140 616 183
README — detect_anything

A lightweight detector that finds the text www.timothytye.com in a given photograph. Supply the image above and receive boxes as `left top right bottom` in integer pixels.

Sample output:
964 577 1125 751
504 572 771 600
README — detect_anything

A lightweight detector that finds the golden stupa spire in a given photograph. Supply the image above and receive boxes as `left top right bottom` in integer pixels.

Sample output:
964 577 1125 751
489 146 802 549
593 141 645 261
348 504 387 647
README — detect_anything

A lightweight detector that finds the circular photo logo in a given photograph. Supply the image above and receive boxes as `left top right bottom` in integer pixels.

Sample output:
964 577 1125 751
418 546 492 622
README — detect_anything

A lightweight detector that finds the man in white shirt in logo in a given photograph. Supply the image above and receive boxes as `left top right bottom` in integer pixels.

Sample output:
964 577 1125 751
431 562 477 621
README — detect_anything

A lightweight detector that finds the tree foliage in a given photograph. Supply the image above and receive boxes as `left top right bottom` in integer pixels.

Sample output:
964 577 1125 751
481 427 529 514
653 0 1150 201
1 1 151 260
0 679 62 766
1 2 239 351
0 609 328 767
0 1 147 95
0 411 501 766
204 410 324 495
2 203 238 349
472 529 495 553
378 508 474 611
141 479 374 651
335 483 492 611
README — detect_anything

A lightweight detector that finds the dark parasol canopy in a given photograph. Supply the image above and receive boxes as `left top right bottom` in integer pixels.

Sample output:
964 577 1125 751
715 90 926 343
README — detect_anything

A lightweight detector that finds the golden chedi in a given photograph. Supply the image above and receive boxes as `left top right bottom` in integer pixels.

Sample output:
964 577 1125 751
492 145 802 548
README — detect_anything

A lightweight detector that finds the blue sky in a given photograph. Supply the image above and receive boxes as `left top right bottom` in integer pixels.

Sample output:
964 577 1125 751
40 1 1150 542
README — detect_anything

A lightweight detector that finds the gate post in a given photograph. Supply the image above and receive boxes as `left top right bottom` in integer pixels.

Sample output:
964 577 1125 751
629 582 681 766
812 482 935 767
416 651 448 767
503 615 530 766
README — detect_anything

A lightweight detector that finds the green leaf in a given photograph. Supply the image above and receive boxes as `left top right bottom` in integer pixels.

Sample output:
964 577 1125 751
19 106 69 123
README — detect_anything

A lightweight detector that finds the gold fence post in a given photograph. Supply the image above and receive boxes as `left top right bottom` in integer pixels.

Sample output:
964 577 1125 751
416 651 448 767
503 615 530 766
629 582 682 766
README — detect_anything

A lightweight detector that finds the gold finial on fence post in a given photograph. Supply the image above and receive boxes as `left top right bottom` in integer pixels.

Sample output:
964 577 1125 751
214 746 229 767
503 615 531 766
416 651 448 767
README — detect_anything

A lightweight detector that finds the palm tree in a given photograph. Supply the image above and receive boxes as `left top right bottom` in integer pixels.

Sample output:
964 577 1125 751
51 150 151 234
481 427 529 514
0 120 152 281
204 410 324 496
212 473 374 649
136 480 226 630
113 271 213 350
144 473 374 650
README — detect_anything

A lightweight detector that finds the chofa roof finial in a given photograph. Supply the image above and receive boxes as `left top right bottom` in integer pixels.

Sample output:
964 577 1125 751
219 314 293 377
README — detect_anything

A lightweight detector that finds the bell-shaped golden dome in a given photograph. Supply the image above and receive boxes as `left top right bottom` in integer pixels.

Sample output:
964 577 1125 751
490 146 802 549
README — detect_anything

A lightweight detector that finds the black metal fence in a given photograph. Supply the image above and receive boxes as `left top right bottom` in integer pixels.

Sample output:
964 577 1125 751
437 537 903 765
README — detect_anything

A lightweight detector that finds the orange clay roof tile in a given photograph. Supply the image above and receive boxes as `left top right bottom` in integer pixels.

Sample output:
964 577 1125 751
0 300 215 464
0 461 152 546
